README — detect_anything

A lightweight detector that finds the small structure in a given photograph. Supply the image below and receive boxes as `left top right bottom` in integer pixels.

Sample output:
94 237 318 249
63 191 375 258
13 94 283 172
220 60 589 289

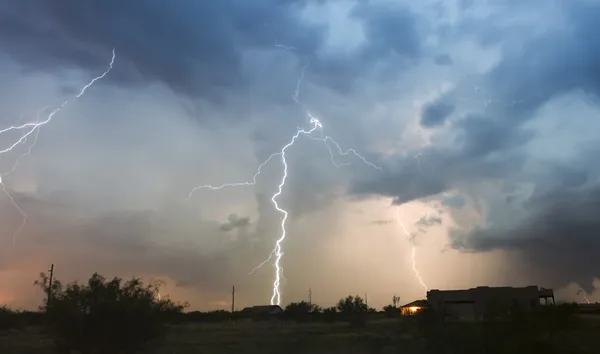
240 305 283 321
400 299 428 315
427 285 555 319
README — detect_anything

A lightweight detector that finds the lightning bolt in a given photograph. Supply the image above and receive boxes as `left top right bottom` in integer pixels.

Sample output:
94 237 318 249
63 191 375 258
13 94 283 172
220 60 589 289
291 59 309 103
0 48 116 244
188 114 380 305
577 288 591 304
397 207 428 293
188 44 382 305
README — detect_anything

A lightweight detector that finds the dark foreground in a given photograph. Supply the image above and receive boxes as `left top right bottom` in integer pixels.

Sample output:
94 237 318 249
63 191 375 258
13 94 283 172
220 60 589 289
2 314 599 354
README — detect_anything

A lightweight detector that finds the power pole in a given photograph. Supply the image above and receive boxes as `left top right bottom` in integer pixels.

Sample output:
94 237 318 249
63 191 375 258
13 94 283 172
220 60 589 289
308 288 312 306
365 292 368 308
231 286 235 313
47 264 54 309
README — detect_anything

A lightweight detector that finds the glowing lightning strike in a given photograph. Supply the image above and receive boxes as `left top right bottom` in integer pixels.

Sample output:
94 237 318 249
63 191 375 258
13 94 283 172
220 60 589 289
188 113 380 305
577 288 591 304
397 208 428 292
291 59 309 103
0 48 116 244
188 44 382 305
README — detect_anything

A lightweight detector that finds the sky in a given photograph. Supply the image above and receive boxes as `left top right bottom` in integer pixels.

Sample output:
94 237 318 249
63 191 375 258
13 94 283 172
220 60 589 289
1 0 599 310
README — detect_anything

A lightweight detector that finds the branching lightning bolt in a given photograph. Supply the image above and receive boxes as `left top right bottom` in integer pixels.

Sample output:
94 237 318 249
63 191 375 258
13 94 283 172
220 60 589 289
397 208 428 293
188 114 381 305
188 43 382 304
292 60 309 103
0 48 115 244
577 288 591 304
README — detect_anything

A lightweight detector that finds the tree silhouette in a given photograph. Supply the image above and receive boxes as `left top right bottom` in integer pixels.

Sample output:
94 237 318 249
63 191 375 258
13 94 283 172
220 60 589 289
284 301 320 322
336 295 368 314
35 272 186 353
337 295 369 327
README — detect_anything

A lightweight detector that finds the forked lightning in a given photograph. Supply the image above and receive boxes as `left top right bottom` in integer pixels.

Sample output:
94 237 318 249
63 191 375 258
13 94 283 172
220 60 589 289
188 113 381 305
0 49 115 243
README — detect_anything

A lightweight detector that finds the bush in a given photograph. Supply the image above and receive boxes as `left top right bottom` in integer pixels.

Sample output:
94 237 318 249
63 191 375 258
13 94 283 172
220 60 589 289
337 295 369 328
322 306 338 323
284 301 320 322
383 305 401 318
36 272 186 353
0 306 18 331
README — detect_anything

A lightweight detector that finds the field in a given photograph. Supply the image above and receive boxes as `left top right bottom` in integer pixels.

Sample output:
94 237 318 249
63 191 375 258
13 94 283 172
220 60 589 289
2 315 600 354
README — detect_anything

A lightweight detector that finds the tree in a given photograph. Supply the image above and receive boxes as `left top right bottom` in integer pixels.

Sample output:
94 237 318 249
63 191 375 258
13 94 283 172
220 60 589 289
35 272 186 353
336 295 368 314
284 301 320 322
337 295 369 327
322 306 338 323
383 294 402 318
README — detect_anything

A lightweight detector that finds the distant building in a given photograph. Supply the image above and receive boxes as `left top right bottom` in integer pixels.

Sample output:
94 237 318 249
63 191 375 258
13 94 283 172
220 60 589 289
240 305 283 321
427 285 555 319
399 299 428 315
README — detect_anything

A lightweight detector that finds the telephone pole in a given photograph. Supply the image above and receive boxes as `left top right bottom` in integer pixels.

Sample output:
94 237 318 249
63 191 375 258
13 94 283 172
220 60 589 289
308 288 312 306
231 286 235 313
47 264 54 309
365 292 368 308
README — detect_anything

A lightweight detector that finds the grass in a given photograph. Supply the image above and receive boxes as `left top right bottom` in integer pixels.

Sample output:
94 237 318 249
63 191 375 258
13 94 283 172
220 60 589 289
1 315 599 354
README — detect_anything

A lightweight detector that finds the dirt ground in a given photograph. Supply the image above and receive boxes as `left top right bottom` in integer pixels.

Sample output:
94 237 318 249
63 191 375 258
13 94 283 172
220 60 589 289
1 316 599 354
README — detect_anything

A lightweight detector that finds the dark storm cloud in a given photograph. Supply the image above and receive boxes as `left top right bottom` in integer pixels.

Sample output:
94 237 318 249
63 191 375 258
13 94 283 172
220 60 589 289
0 0 320 101
0 0 425 102
420 101 455 127
309 2 421 91
372 219 393 226
355 0 600 200
353 113 530 203
417 215 442 227
434 54 453 66
350 0 600 289
219 214 251 232
452 183 600 293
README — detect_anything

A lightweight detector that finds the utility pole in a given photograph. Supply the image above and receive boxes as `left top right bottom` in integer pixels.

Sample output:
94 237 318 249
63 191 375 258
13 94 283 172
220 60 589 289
308 288 312 306
365 292 368 308
47 264 54 309
231 286 235 314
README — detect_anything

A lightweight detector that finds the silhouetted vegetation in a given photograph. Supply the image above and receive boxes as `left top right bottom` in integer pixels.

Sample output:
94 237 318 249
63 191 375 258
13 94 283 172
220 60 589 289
35 272 186 353
284 301 321 322
336 295 373 327
1 276 598 353
383 294 402 318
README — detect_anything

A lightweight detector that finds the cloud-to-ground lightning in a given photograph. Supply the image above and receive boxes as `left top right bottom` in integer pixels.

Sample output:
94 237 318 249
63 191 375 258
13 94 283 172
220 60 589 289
397 208 428 292
188 114 381 305
188 42 383 304
577 288 591 304
0 48 115 244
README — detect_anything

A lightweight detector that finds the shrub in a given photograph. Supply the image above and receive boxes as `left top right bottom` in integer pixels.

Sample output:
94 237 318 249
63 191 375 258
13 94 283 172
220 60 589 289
337 295 369 328
36 272 186 353
322 306 338 323
0 306 18 331
284 301 320 322
383 304 401 318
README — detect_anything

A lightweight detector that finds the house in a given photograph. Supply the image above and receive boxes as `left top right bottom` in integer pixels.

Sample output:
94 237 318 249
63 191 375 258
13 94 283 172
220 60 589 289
400 299 428 315
427 285 555 319
240 305 283 321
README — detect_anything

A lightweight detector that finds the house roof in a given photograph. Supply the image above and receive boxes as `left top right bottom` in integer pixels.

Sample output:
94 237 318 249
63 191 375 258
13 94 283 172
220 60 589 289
400 300 429 308
240 305 283 313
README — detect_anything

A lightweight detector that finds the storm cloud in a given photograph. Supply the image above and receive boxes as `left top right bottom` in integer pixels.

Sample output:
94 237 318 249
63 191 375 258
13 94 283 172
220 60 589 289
1 0 600 309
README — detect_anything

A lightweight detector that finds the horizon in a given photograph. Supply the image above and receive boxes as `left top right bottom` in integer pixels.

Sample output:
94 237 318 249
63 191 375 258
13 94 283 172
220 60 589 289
1 0 599 311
